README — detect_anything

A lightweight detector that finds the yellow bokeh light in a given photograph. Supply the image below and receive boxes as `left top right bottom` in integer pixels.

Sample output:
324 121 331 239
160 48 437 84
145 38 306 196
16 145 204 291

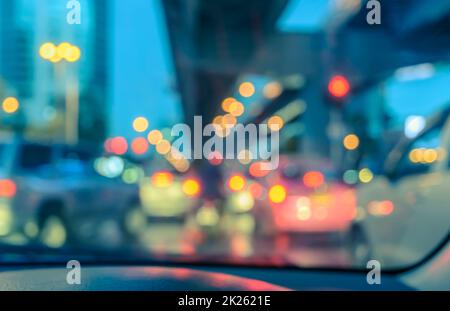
239 82 255 98
65 46 81 62
229 101 245 117
39 43 57 60
49 53 63 63
359 168 373 183
2 97 19 114
133 117 149 132
222 113 237 128
267 115 284 131
268 185 287 204
173 159 190 173
409 149 422 163
228 175 246 192
343 134 360 150
423 149 438 163
156 140 171 155
263 81 282 99
409 148 440 164
213 115 223 125
182 179 201 197
148 130 163 145
57 42 72 59
221 97 236 112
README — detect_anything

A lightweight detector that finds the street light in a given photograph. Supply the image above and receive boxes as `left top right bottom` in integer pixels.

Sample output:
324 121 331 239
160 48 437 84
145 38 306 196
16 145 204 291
39 42 81 145
2 97 20 114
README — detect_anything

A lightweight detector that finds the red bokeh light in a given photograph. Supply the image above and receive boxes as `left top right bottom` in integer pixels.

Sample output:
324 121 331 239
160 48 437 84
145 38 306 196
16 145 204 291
249 161 271 178
207 151 223 166
104 138 113 153
328 75 350 98
110 137 128 155
303 171 324 188
131 137 149 155
0 179 17 198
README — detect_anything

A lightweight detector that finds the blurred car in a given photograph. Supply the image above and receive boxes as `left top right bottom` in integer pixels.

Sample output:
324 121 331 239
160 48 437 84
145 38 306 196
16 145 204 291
139 170 201 221
0 137 140 247
263 157 357 236
356 107 450 266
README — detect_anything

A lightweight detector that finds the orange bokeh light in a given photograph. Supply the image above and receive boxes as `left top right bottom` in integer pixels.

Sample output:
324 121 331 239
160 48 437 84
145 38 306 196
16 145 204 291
303 171 324 188
0 179 17 198
131 137 149 155
249 161 271 178
328 75 350 98
110 137 128 155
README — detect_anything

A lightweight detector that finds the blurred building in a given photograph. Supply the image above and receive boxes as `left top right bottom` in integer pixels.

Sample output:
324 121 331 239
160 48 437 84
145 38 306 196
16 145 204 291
0 0 109 143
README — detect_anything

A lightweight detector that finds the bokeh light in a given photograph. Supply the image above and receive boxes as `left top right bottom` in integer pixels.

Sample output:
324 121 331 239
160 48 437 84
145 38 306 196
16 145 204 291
239 82 255 98
328 75 350 98
110 137 128 155
2 97 19 114
131 137 149 155
148 130 163 145
65 45 81 62
182 179 201 197
228 101 244 117
249 161 271 178
133 117 149 132
268 185 287 204
156 140 171 155
263 81 282 99
267 115 284 131
359 168 373 183
56 42 72 59
221 97 236 112
228 175 246 192
151 172 173 188
39 42 57 60
303 171 324 188
343 134 360 150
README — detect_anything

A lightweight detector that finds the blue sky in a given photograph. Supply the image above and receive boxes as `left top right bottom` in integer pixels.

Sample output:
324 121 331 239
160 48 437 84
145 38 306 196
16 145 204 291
107 0 336 140
278 0 331 32
109 0 182 139
386 67 450 122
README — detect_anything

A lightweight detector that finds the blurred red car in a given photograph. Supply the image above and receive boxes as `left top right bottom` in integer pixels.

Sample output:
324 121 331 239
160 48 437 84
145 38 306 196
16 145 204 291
264 158 357 234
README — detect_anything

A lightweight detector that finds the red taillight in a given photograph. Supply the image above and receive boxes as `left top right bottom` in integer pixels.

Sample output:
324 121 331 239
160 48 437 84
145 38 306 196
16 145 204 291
268 184 287 204
151 171 174 188
303 171 324 188
328 75 350 98
0 179 17 198
182 178 201 197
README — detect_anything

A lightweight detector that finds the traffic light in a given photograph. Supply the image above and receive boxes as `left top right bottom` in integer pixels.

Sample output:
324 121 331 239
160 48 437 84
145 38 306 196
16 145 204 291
328 75 350 99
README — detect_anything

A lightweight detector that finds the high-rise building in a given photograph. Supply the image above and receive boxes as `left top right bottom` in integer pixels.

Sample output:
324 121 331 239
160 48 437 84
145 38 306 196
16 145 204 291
0 0 109 143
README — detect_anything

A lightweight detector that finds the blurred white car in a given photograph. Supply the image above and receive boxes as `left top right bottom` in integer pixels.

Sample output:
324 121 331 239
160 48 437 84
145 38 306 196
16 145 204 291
356 108 450 267
0 138 140 248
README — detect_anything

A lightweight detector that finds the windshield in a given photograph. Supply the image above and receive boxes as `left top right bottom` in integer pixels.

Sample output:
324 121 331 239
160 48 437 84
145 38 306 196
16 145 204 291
0 0 449 271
